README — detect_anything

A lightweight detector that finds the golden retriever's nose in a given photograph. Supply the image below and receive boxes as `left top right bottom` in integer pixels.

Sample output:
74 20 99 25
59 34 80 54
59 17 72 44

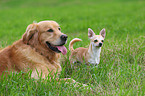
60 34 68 41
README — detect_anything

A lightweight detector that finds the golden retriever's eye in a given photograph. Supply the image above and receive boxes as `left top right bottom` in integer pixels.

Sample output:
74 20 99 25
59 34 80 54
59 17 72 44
94 40 98 42
101 40 104 42
58 27 61 30
47 29 53 32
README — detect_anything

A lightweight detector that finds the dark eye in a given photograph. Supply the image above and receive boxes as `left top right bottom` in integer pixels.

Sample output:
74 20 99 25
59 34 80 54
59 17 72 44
58 27 61 30
101 40 104 42
94 40 98 42
47 29 53 32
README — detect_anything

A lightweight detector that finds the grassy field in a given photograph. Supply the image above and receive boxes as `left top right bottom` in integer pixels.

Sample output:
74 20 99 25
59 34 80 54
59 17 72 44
0 0 145 95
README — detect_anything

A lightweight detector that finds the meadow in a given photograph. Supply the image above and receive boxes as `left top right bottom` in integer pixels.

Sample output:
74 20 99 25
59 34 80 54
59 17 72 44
0 0 145 95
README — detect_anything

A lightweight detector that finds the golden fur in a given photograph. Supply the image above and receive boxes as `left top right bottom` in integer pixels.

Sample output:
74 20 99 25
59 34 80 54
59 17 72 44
0 21 69 80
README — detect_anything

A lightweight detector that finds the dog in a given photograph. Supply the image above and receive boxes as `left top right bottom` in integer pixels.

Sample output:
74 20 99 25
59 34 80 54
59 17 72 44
69 28 106 66
0 20 76 82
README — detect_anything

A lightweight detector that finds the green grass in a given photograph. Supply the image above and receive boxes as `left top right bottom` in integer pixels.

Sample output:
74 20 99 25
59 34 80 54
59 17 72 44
0 0 145 95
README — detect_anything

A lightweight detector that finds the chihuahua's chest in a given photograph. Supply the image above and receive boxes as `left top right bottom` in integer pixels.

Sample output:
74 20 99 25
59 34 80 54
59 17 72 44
88 48 101 65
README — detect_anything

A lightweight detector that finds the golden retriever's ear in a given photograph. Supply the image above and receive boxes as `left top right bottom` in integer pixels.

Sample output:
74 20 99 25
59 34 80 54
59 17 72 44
22 23 38 44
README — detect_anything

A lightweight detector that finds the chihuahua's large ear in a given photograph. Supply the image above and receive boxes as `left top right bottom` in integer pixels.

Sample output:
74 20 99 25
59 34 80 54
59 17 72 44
100 28 106 38
22 23 38 44
88 28 95 39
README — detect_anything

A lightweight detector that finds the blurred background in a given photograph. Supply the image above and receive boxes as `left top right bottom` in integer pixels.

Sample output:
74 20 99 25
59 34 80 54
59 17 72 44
0 0 144 46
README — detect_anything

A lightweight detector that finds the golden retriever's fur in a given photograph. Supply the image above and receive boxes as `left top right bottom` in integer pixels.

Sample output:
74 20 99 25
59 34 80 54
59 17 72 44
0 21 69 80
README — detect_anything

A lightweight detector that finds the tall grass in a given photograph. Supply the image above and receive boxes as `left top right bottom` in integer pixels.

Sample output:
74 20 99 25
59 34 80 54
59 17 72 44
0 0 145 95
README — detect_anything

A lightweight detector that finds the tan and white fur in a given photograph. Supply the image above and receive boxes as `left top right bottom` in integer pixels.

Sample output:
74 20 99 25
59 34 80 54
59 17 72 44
69 28 106 65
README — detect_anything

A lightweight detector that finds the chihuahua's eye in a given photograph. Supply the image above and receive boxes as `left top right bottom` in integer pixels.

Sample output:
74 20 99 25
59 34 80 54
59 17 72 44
58 27 61 30
101 40 104 42
94 40 98 42
47 29 53 32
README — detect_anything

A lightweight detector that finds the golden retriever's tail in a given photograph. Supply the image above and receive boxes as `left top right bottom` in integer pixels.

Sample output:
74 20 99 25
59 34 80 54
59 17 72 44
69 38 82 52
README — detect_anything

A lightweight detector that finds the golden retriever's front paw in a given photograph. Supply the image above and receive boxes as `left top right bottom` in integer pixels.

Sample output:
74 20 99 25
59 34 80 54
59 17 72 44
74 82 92 90
64 78 76 83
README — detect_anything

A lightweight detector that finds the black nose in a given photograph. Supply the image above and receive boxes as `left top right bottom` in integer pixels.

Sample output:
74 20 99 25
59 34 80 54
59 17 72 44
99 43 102 46
60 34 68 41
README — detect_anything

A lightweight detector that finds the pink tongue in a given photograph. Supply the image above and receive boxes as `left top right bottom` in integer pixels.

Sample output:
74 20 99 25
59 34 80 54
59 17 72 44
56 46 67 55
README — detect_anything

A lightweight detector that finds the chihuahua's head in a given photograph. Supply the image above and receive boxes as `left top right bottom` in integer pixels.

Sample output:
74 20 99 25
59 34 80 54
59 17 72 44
88 28 106 48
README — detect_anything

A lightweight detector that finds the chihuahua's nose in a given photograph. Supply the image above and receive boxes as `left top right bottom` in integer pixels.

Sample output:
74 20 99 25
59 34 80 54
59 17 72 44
60 34 68 41
99 43 102 47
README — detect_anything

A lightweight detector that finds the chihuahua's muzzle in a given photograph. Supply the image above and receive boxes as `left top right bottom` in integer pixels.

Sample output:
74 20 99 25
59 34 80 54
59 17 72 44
99 43 102 47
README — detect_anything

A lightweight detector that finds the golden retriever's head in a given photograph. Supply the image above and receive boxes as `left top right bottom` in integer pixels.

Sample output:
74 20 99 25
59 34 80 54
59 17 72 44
22 21 67 55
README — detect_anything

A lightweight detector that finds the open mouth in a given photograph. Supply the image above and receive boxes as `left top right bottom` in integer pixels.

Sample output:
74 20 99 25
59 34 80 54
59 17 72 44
46 42 67 55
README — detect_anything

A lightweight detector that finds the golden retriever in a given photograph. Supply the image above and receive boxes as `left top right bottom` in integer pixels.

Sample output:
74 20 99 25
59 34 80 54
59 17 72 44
0 20 74 82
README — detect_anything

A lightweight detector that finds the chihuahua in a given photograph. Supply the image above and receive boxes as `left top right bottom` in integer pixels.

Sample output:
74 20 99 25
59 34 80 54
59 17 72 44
69 28 106 65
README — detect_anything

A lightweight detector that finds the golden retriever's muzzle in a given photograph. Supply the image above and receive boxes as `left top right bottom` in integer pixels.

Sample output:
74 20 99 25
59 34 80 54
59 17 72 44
60 34 68 45
46 34 68 55
46 42 61 53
